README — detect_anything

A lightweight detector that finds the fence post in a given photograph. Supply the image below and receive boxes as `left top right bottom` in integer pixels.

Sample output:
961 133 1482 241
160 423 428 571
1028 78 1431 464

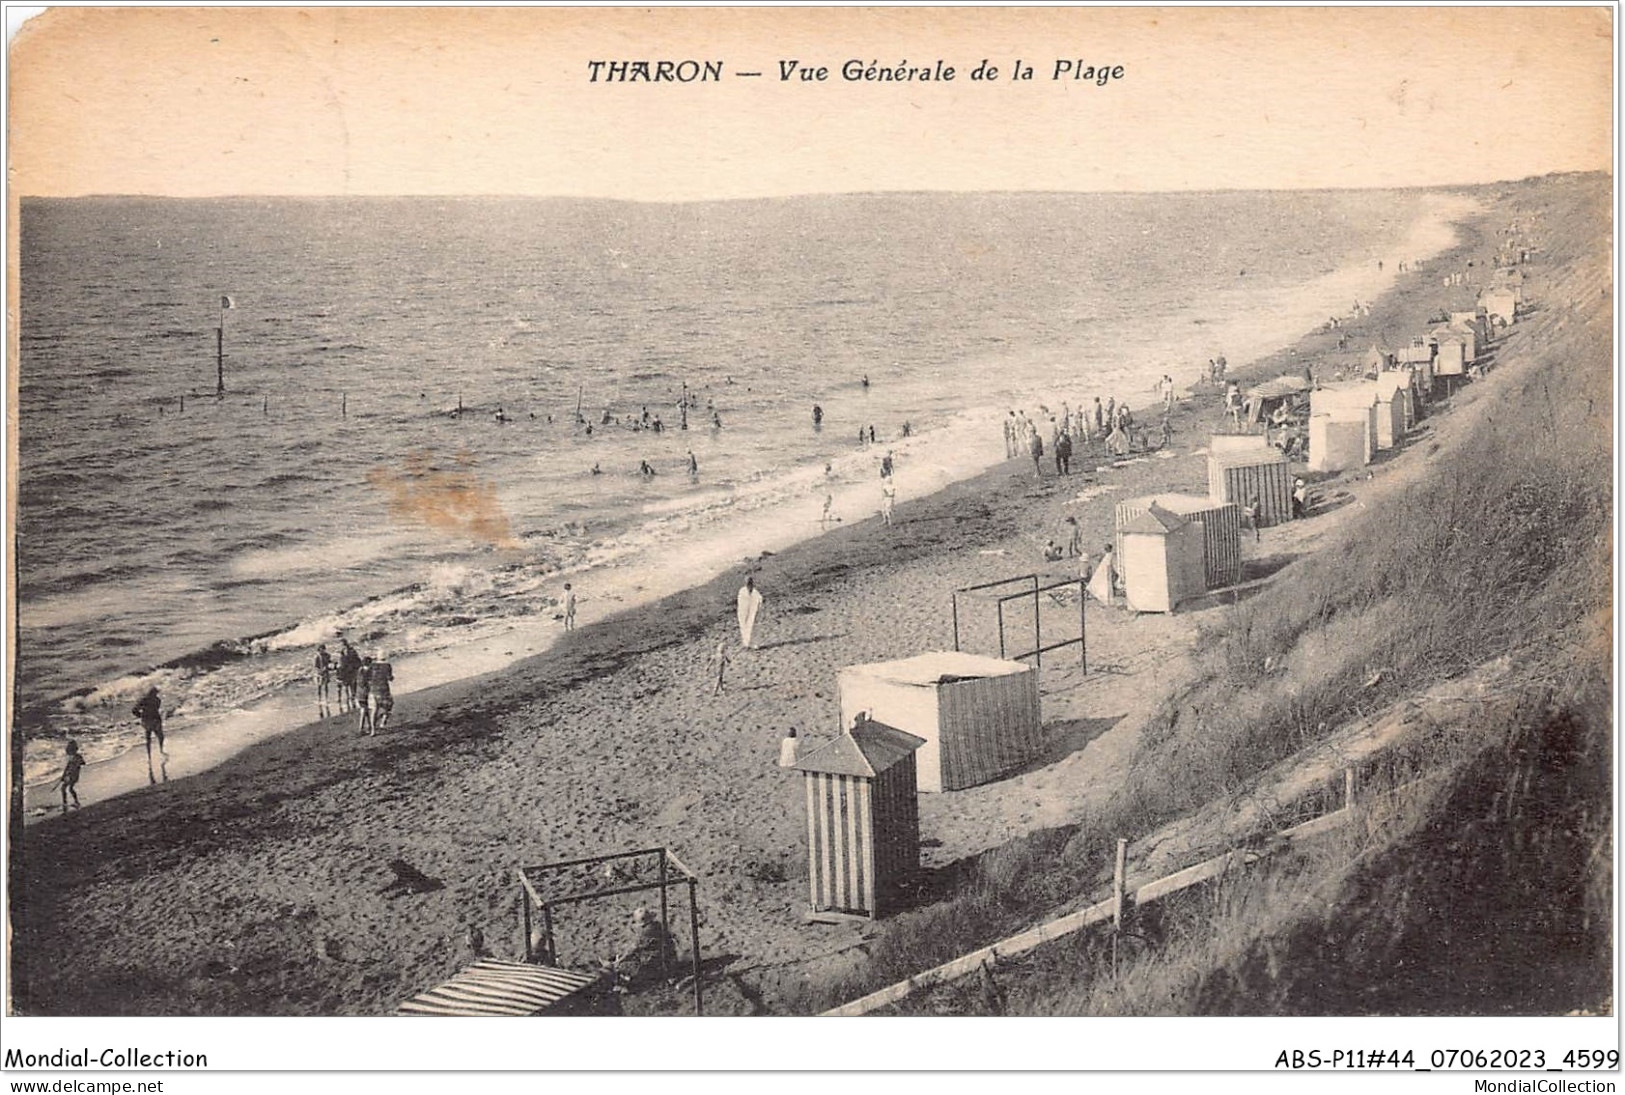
1111 837 1128 977
1079 578 1087 670
521 882 532 962
997 600 1006 660
951 592 961 652
1032 575 1042 667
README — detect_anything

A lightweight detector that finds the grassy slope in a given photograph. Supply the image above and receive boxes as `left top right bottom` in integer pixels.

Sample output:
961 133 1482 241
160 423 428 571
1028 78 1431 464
799 172 1613 1016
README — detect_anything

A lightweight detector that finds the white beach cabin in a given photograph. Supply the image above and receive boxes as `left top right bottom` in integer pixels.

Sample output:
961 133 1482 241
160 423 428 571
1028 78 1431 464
837 652 1042 794
1309 384 1380 473
1119 504 1207 614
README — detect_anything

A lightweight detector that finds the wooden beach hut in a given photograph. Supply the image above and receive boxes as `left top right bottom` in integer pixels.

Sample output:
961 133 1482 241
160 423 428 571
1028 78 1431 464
1480 287 1518 327
837 652 1042 794
1115 492 1242 590
793 717 926 920
1309 385 1380 472
1373 371 1414 441
1118 505 1207 614
1208 448 1293 527
1396 343 1435 402
1451 310 1489 347
1364 344 1395 375
1430 327 1471 376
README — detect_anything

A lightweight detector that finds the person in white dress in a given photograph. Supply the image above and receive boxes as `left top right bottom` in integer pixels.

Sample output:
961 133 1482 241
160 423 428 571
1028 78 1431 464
737 576 764 649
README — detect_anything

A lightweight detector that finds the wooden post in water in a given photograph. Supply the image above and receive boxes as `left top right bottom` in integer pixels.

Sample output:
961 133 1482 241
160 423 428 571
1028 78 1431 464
341 393 347 419
216 326 225 395
179 395 185 414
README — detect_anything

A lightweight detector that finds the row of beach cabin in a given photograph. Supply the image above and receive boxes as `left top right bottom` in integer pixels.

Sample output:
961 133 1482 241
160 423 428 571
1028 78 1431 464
790 276 1528 920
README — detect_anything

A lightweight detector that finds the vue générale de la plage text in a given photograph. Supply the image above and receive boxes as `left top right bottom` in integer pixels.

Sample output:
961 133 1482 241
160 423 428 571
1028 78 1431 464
586 59 1127 84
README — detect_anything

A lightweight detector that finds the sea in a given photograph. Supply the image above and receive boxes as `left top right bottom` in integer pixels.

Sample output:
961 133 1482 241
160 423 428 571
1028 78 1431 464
15 190 1464 789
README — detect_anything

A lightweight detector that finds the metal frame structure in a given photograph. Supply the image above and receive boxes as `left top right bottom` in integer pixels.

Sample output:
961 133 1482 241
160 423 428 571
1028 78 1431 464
517 847 704 1015
951 573 1086 669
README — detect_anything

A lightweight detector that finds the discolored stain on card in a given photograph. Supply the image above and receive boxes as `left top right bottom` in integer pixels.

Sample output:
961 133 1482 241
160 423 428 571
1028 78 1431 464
366 448 517 549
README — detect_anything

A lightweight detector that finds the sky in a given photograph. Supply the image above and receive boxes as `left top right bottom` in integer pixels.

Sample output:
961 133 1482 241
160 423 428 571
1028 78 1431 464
7 6 1614 199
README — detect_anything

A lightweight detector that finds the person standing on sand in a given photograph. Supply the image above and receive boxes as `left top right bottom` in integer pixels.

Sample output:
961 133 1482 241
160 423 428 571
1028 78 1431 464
314 644 333 712
1087 544 1117 606
356 657 375 735
1055 430 1073 475
337 639 362 713
880 478 896 526
712 639 730 695
1028 430 1044 478
563 583 577 631
737 576 764 649
778 728 801 768
132 687 165 763
56 739 85 811
1064 516 1083 558
368 653 395 732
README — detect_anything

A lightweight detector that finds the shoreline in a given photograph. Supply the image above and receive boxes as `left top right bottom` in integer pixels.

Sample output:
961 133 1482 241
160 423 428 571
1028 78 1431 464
17 193 1470 811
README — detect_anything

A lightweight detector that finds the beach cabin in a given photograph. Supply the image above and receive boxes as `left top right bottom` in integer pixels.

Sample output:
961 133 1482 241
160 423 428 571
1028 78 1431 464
793 716 925 920
1450 310 1489 347
1396 343 1435 402
1243 376 1310 425
1208 448 1293 527
1309 385 1380 472
1118 504 1208 614
1430 327 1472 376
1479 288 1518 327
837 652 1042 794
1370 373 1410 449
1115 493 1242 590
1364 344 1395 376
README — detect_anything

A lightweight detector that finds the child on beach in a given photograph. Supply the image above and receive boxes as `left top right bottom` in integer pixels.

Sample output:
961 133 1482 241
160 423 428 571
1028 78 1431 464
880 479 896 526
712 640 730 695
563 583 577 631
337 639 362 713
56 739 85 811
356 657 375 735
368 654 395 732
314 644 333 711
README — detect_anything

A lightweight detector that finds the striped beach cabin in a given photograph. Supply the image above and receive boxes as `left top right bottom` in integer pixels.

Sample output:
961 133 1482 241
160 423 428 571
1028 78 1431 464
1115 492 1242 590
1208 447 1293 527
838 652 1042 794
793 717 925 921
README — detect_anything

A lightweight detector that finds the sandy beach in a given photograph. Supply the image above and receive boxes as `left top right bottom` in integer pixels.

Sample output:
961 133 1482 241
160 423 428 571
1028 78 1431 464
8 180 1587 1017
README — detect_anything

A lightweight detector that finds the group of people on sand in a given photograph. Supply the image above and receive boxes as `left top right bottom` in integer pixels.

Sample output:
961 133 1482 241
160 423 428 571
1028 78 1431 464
314 638 395 736
1004 387 1178 477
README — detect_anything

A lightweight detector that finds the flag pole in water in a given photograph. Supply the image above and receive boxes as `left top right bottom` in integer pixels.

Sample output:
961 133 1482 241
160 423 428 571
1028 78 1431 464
217 294 235 395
